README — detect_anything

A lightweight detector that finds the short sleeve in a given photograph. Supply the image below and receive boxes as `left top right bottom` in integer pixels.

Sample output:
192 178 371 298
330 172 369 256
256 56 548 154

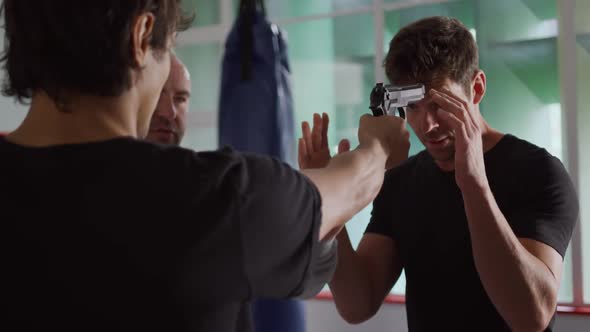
176 148 335 304
238 153 336 299
508 155 579 258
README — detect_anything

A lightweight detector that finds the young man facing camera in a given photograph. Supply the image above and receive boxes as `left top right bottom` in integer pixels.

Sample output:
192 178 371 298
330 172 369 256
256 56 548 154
0 1 411 331
300 17 578 332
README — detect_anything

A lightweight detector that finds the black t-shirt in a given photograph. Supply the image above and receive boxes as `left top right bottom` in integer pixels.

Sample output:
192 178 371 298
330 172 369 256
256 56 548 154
366 134 579 332
0 137 336 332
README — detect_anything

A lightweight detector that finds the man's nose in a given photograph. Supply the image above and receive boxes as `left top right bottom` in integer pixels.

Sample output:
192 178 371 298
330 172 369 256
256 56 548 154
155 95 177 119
422 108 440 133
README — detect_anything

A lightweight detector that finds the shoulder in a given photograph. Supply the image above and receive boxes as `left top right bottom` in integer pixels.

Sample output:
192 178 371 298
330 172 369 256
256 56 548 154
497 134 568 178
134 141 242 176
137 141 304 194
237 152 316 199
129 142 252 197
494 135 576 210
496 134 550 159
140 141 251 170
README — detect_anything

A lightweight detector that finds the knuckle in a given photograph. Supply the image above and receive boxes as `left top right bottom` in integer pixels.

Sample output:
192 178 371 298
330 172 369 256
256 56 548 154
359 114 370 125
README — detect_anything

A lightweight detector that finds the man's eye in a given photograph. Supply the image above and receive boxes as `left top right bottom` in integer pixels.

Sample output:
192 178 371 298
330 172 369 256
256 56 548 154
174 97 187 104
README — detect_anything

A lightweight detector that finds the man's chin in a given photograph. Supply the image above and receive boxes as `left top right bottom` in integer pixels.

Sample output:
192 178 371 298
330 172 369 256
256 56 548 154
146 131 177 145
425 147 454 163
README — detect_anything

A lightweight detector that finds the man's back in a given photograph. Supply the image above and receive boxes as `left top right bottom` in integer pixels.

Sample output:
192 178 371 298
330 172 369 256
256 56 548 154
1 137 331 331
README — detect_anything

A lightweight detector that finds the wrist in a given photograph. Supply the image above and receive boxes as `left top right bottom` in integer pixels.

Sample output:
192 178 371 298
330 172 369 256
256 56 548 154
460 178 492 201
358 139 388 165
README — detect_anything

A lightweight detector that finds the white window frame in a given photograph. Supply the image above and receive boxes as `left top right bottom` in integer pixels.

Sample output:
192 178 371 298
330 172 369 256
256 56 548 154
178 0 587 308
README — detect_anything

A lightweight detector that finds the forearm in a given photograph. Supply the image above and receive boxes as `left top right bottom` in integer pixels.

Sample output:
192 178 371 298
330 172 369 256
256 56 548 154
328 229 379 324
463 184 557 331
302 141 387 241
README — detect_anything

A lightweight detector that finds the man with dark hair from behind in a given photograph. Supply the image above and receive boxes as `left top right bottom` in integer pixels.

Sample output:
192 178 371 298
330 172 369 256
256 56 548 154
146 55 307 332
301 16 579 332
0 1 411 331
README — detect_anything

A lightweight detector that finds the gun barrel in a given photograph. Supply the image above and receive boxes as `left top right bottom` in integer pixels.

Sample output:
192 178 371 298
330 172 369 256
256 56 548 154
369 82 426 117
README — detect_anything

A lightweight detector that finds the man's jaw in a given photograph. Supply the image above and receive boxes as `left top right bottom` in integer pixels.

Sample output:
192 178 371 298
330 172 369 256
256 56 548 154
421 133 455 160
147 127 178 145
424 135 451 151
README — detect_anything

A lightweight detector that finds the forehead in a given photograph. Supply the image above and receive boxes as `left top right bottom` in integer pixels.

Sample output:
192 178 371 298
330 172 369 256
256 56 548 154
166 62 191 92
395 75 452 91
405 80 467 109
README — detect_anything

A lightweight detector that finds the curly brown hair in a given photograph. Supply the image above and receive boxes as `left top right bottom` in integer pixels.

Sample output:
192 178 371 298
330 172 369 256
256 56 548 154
384 16 479 94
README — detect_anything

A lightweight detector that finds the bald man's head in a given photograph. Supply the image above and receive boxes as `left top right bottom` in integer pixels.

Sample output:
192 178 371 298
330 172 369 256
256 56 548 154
146 55 192 145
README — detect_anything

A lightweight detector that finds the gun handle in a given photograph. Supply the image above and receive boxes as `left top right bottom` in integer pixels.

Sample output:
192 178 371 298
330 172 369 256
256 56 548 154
397 107 406 119
370 107 386 117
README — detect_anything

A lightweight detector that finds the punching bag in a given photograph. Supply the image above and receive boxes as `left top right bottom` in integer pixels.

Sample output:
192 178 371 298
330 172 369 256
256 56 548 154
218 0 294 165
218 1 304 332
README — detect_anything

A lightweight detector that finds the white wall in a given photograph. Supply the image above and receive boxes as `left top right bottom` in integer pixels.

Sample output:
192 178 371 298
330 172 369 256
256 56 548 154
305 301 590 332
0 97 26 132
0 34 27 132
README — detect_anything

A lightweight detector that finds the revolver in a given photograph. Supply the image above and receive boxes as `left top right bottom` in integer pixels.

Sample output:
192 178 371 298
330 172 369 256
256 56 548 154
369 83 425 118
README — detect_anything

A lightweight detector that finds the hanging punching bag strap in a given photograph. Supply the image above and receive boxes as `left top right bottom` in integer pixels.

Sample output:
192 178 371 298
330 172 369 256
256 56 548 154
239 0 253 81
238 0 266 81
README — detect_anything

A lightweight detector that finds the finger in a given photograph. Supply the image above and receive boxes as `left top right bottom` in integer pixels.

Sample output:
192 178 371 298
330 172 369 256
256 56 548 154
298 138 308 168
439 87 470 109
430 89 465 111
438 87 477 126
312 113 322 152
359 113 372 125
302 121 313 153
436 108 468 139
321 113 330 149
338 139 351 154
430 90 467 123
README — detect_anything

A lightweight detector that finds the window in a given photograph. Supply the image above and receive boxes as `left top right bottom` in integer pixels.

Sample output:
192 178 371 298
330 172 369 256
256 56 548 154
175 42 222 151
575 0 590 304
0 36 26 132
476 0 572 302
183 0 221 27
232 0 374 20
176 0 587 307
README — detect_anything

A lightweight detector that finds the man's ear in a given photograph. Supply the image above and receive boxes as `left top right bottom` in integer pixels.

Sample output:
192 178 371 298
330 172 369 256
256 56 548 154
132 13 156 67
471 70 486 105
